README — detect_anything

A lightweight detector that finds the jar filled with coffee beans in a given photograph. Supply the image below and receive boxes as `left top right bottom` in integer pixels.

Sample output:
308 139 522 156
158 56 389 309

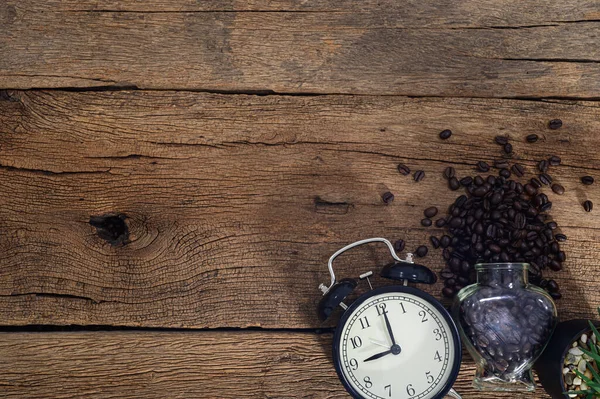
453 263 557 391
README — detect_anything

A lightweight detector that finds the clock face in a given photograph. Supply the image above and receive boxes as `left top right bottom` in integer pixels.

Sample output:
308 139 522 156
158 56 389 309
334 287 459 399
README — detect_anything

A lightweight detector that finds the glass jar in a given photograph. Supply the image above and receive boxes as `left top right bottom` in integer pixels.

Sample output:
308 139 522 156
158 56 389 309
453 263 557 391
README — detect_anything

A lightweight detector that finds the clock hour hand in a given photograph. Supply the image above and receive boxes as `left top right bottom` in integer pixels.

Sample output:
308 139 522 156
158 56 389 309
364 349 392 362
382 311 397 346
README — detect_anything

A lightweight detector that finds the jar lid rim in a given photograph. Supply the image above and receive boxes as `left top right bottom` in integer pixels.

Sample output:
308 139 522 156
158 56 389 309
474 262 529 270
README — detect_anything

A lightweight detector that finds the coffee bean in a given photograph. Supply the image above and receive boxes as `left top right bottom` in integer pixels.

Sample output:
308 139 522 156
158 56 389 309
394 239 405 252
548 119 563 130
511 164 525 177
495 136 509 145
546 279 559 293
504 143 513 154
460 176 473 186
540 202 552 212
424 206 439 218
474 176 485 186
539 173 552 186
583 200 593 212
494 160 509 169
499 169 511 178
475 161 490 173
415 245 428 257
414 170 425 182
444 166 456 179
581 176 595 185
530 178 542 189
397 163 411 176
550 291 562 300
555 233 567 242
557 251 566 262
440 235 451 248
524 184 537 196
538 160 549 173
421 218 433 227
442 287 454 298
430 236 440 249
548 155 561 166
382 191 394 204
439 129 452 139
526 134 539 143
435 218 447 227
449 177 460 190
551 184 565 195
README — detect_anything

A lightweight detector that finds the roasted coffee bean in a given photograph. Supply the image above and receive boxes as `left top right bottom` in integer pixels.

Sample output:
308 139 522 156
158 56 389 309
540 202 552 212
421 218 433 227
548 260 562 271
511 164 525 177
581 176 595 185
415 245 428 257
414 170 425 182
539 173 552 186
442 287 455 298
494 160 509 169
526 134 539 143
430 236 441 249
477 161 490 172
550 291 562 300
546 279 559 293
548 119 563 130
394 239 406 252
495 136 509 145
474 176 485 186
444 166 456 179
435 218 447 227
504 143 513 154
538 160 549 173
424 207 439 218
551 184 565 195
530 178 542 189
583 200 594 212
382 191 394 204
548 155 561 166
397 163 411 176
439 129 452 139
449 177 460 190
459 176 472 187
440 235 451 248
499 169 511 178
557 251 566 262
555 233 567 242
524 184 537 196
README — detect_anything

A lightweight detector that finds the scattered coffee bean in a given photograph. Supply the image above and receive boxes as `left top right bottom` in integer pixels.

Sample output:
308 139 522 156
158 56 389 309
443 166 456 180
530 177 542 189
477 161 490 172
460 176 473 186
435 218 447 227
504 143 513 154
424 207 439 218
394 239 405 252
550 291 562 300
494 160 509 169
499 169 511 178
538 160 549 173
548 119 563 130
539 173 552 186
581 176 595 185
414 170 425 182
382 191 394 204
430 236 440 249
511 164 525 177
555 233 567 242
415 245 428 257
551 184 565 195
421 218 433 227
439 129 452 140
548 155 561 166
495 136 509 145
397 163 411 176
526 134 539 143
449 177 460 190
583 200 593 212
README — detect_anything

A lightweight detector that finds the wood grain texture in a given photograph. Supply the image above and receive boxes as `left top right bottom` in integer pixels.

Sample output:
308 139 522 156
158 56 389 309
1 1 600 97
0 331 551 399
0 90 599 329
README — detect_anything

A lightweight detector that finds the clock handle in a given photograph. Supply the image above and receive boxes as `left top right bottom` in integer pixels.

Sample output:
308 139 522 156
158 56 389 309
447 388 462 399
320 237 409 293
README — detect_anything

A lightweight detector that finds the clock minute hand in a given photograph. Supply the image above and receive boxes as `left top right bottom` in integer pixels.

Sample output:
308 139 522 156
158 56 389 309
382 311 397 346
364 349 393 362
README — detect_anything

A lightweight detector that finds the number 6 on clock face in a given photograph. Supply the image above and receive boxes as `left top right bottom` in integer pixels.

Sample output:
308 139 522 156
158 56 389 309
332 286 461 399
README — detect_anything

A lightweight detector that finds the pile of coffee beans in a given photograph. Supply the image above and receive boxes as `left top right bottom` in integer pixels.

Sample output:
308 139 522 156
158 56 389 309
459 281 556 378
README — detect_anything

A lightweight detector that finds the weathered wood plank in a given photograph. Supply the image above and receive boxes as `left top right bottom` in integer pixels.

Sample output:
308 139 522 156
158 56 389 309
1 1 600 96
0 91 599 328
0 331 551 399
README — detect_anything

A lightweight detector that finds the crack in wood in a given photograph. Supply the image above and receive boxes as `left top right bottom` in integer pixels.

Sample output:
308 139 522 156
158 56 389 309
0 292 107 305
0 163 111 176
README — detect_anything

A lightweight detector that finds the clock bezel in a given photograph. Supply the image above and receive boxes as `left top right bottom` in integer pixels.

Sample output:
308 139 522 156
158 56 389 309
331 285 462 399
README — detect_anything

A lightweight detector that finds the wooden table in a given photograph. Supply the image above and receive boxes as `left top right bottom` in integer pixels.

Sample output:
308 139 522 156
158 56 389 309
1 1 600 398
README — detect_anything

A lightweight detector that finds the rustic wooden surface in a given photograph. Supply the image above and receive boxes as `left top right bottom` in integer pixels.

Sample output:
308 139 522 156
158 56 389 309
1 0 600 398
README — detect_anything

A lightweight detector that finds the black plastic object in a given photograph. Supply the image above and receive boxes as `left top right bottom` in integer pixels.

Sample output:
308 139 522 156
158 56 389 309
380 261 437 284
317 278 357 321
535 319 600 399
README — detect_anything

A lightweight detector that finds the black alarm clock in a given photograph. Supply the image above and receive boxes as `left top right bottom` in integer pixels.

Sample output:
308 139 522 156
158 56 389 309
317 238 462 399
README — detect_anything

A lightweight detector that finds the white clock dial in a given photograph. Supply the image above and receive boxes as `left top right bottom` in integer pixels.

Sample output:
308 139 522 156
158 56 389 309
337 292 456 399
